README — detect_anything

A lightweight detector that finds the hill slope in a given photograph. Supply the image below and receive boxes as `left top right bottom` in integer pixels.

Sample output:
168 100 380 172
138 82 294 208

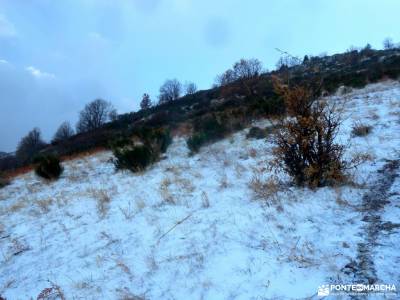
1 81 400 299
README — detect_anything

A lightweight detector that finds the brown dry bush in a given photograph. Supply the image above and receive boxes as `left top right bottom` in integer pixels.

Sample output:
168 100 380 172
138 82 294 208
272 77 347 187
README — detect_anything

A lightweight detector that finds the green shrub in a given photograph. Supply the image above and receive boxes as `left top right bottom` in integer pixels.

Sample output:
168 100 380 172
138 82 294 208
246 126 268 139
187 132 207 153
111 127 172 172
352 123 372 137
261 97 285 115
132 127 172 154
187 115 228 154
193 115 226 140
150 128 172 153
109 136 132 149
112 144 154 172
0 172 10 188
34 154 63 180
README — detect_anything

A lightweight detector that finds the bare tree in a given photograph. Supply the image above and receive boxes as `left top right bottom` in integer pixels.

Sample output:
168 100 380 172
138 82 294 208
215 58 263 87
383 37 395 49
76 99 115 133
215 69 236 87
275 49 301 70
184 82 197 95
16 127 46 163
140 93 152 109
53 121 74 142
232 58 263 79
109 108 118 121
158 79 182 104
346 45 359 53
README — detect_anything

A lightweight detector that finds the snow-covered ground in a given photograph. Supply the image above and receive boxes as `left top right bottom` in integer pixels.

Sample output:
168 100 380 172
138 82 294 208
0 81 400 299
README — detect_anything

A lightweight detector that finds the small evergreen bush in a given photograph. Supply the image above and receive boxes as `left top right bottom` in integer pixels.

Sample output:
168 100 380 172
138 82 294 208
112 144 154 172
246 126 268 139
34 154 63 180
186 114 228 154
352 123 372 137
187 132 207 153
194 115 226 140
111 127 172 173
149 128 172 153
132 127 172 153
0 172 10 188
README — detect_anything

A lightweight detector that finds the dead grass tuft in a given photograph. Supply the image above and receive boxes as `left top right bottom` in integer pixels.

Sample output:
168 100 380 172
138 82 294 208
218 173 229 189
159 177 175 204
115 259 132 276
36 281 66 300
249 169 281 203
119 200 136 220
234 162 247 178
90 189 112 218
8 237 30 257
9 199 27 213
201 191 210 208
116 287 145 300
248 148 257 158
36 198 53 214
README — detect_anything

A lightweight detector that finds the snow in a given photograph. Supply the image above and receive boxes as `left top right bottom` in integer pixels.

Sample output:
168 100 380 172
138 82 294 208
1 80 400 299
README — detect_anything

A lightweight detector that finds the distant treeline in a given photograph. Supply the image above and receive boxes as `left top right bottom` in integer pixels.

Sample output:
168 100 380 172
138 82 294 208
1 45 400 173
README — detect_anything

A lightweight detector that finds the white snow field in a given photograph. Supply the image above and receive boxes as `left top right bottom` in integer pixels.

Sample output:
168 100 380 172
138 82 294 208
1 81 400 299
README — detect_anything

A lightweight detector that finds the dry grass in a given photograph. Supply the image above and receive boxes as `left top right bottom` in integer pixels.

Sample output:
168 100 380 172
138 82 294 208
74 279 95 290
218 173 229 189
8 199 27 213
159 174 195 205
36 281 66 300
135 198 146 212
175 177 195 193
285 239 318 268
67 164 88 182
201 191 210 208
8 238 30 257
234 162 247 178
26 183 40 194
115 259 132 276
164 165 181 176
145 252 159 273
248 148 257 158
119 200 136 220
159 177 175 204
116 287 145 300
249 169 281 203
89 188 112 218
36 198 53 214
54 193 69 208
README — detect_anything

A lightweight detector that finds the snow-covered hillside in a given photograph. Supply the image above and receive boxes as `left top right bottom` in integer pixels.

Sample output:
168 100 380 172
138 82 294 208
1 81 400 299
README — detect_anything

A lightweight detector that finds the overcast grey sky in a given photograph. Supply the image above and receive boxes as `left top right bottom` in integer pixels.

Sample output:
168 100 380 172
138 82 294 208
0 0 399 152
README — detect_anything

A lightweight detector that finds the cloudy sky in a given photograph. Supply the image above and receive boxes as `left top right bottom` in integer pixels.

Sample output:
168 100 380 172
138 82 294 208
0 0 399 152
